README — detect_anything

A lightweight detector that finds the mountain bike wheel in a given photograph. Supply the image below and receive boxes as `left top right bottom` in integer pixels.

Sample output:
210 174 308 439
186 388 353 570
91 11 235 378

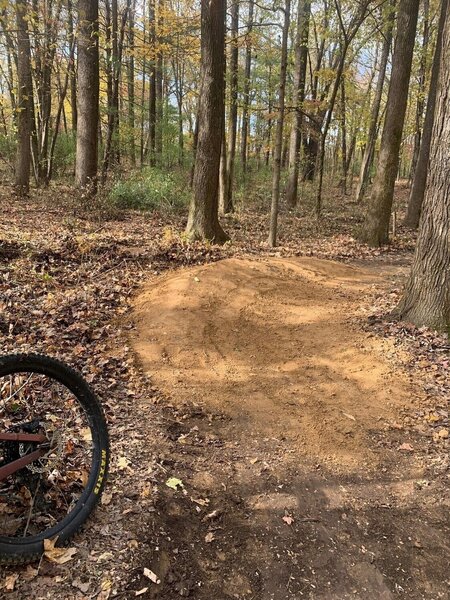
0 354 109 565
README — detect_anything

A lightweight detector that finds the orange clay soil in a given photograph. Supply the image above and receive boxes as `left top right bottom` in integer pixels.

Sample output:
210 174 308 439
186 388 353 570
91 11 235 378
132 257 412 471
130 258 449 599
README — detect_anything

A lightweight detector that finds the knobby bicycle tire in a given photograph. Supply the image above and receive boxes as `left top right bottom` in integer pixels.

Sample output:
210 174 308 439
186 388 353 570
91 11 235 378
0 354 109 565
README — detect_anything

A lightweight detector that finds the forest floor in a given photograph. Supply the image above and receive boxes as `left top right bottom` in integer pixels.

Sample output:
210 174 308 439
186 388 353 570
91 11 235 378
0 181 448 599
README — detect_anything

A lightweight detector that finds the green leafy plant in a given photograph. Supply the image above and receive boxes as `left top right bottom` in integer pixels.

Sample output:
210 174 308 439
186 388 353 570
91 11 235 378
109 167 190 212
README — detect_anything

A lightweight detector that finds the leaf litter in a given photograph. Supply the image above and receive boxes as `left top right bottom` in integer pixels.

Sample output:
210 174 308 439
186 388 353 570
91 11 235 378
0 186 448 598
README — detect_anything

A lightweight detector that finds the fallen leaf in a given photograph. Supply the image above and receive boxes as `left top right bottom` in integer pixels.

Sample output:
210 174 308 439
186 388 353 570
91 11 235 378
202 509 222 522
282 515 294 526
44 537 77 564
72 579 90 593
80 428 92 443
101 492 113 506
117 456 130 470
165 477 184 490
191 497 209 506
205 532 215 543
341 412 356 421
23 565 38 581
98 551 114 561
4 573 19 591
143 568 161 584
398 443 414 452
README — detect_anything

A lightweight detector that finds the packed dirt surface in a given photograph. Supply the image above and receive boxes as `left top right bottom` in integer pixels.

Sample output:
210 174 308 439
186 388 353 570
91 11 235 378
134 258 412 470
131 257 449 599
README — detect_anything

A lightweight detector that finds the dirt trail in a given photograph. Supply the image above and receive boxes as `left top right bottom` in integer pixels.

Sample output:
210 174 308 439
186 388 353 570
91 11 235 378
131 258 449 599
133 258 410 469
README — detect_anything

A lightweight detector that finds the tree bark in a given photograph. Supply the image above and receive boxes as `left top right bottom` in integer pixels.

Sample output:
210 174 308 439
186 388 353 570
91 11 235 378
360 0 420 246
409 0 429 185
148 0 157 165
240 0 254 174
404 0 448 228
315 1 374 217
127 0 136 165
186 0 229 243
102 0 130 181
285 0 310 209
75 0 99 193
154 0 164 162
268 0 291 247
67 0 77 133
15 0 33 196
395 3 450 331
339 77 348 194
223 0 239 214
355 4 394 203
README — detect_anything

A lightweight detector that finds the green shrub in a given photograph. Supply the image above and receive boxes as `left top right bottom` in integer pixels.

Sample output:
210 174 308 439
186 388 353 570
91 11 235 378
52 133 76 176
0 135 16 167
109 167 190 212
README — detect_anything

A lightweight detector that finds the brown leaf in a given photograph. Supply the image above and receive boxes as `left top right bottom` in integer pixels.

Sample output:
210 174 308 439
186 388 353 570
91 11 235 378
398 443 414 452
4 573 19 591
44 537 77 564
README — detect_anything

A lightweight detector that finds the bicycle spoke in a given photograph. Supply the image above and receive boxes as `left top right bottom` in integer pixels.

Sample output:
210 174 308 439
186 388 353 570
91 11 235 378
0 370 94 538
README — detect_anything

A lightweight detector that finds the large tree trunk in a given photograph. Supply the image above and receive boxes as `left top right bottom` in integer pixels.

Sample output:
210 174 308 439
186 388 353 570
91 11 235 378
240 0 254 174
15 0 33 196
404 0 448 229
360 0 420 246
395 4 450 331
75 0 99 192
285 0 310 209
355 2 394 203
186 0 228 243
223 0 239 214
268 0 291 247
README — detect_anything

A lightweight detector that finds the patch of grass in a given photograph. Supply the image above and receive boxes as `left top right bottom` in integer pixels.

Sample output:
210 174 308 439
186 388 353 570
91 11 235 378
109 167 190 213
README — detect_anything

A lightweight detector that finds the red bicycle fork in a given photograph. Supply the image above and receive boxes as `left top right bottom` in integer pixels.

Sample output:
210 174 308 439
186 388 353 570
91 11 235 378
0 432 47 481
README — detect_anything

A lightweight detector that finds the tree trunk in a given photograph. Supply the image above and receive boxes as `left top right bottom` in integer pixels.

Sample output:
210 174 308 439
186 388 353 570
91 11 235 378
404 0 448 228
186 0 229 243
338 78 349 194
360 0 420 246
409 0 429 184
395 4 450 331
102 0 130 182
268 0 291 247
15 0 33 196
224 0 239 214
315 2 374 216
148 0 156 165
127 0 136 165
355 5 394 203
155 0 164 161
75 0 99 193
240 0 254 174
68 0 77 133
285 0 310 209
